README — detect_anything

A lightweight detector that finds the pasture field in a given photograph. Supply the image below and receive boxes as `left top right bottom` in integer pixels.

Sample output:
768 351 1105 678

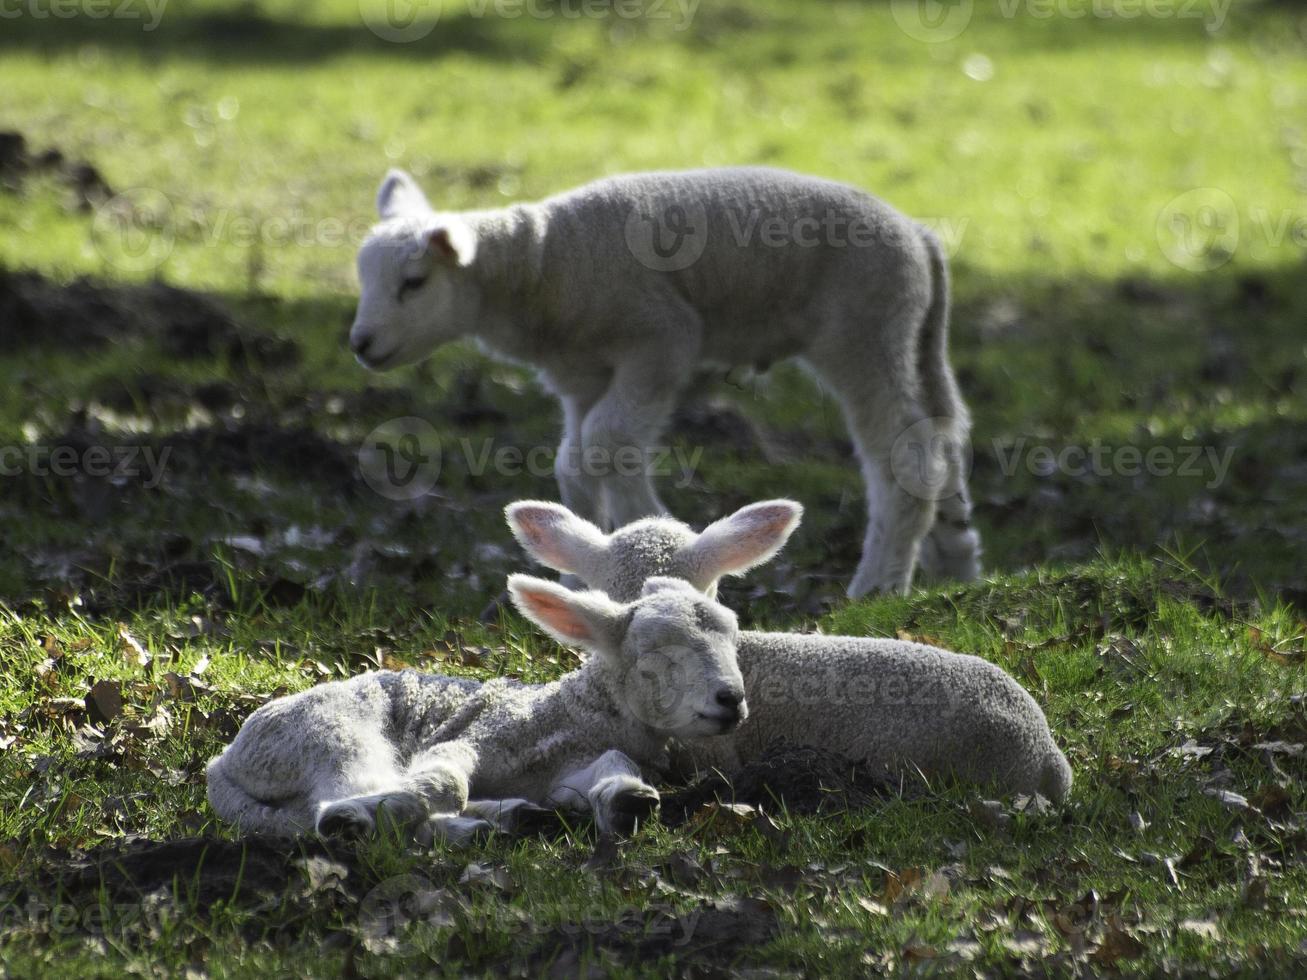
0 0 1305 975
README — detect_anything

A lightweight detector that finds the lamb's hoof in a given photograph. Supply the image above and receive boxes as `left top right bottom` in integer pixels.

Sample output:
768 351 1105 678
608 788 660 836
419 815 496 848
317 809 372 839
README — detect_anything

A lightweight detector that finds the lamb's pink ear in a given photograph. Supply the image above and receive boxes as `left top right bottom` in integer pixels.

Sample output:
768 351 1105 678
688 500 803 581
427 221 477 267
507 575 622 655
505 501 608 577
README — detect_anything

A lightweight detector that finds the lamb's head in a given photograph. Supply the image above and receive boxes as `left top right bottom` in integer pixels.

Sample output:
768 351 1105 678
506 499 803 601
349 169 480 371
508 574 746 738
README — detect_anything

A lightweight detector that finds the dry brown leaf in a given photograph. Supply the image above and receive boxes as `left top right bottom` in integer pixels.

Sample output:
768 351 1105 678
1248 626 1306 666
1092 920 1146 965
117 624 151 669
85 679 123 725
882 867 923 904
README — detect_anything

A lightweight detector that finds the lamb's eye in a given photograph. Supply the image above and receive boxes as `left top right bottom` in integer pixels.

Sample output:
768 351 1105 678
397 275 428 301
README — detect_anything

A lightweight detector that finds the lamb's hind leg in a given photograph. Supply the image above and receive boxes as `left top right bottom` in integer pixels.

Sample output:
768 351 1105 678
806 311 939 596
914 336 981 583
209 676 410 838
916 423 982 584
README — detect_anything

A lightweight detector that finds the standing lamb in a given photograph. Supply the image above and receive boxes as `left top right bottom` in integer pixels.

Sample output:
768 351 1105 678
348 166 981 596
206 576 746 842
507 499 1072 801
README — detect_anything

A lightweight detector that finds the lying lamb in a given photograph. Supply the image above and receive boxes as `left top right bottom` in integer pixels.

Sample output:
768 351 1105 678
349 166 981 596
206 576 746 842
507 499 1072 801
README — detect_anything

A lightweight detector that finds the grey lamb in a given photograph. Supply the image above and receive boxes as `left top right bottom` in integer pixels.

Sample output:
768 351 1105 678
206 576 747 842
507 499 1072 801
349 166 981 596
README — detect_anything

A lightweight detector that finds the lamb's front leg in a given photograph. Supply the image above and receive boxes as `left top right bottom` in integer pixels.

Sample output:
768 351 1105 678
404 742 490 847
582 326 698 530
546 374 609 524
546 749 661 836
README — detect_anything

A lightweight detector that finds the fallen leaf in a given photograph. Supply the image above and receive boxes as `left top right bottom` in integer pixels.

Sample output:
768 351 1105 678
117 625 151 669
1248 626 1306 666
1204 788 1252 811
1092 920 1146 965
85 680 123 725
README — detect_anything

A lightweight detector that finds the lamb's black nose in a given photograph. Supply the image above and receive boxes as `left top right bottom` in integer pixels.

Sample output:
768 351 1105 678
715 689 744 711
350 332 373 357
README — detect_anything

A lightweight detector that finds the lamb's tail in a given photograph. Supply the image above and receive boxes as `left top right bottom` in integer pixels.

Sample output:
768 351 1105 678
206 755 312 838
916 227 968 437
1040 744 1074 803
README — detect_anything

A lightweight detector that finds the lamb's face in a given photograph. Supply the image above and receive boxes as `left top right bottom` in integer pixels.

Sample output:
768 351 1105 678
617 582 746 738
349 221 479 371
349 168 480 371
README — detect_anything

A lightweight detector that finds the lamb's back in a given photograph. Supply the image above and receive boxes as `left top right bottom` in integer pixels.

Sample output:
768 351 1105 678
723 632 1059 789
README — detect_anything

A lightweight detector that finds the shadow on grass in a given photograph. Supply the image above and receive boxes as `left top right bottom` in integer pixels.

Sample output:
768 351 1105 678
0 253 1303 613
0 6 549 64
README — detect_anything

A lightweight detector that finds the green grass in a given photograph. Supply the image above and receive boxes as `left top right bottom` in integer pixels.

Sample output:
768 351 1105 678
1 0 1306 975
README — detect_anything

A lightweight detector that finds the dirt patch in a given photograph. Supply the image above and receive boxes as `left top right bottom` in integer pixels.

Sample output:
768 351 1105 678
0 129 112 210
0 267 297 369
530 895 780 975
661 745 901 824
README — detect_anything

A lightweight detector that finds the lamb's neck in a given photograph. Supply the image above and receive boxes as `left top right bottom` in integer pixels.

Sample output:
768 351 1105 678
461 204 551 361
543 664 667 765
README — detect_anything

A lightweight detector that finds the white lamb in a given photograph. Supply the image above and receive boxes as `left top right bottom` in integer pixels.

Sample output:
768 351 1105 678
507 499 1073 801
206 575 747 842
348 166 981 596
